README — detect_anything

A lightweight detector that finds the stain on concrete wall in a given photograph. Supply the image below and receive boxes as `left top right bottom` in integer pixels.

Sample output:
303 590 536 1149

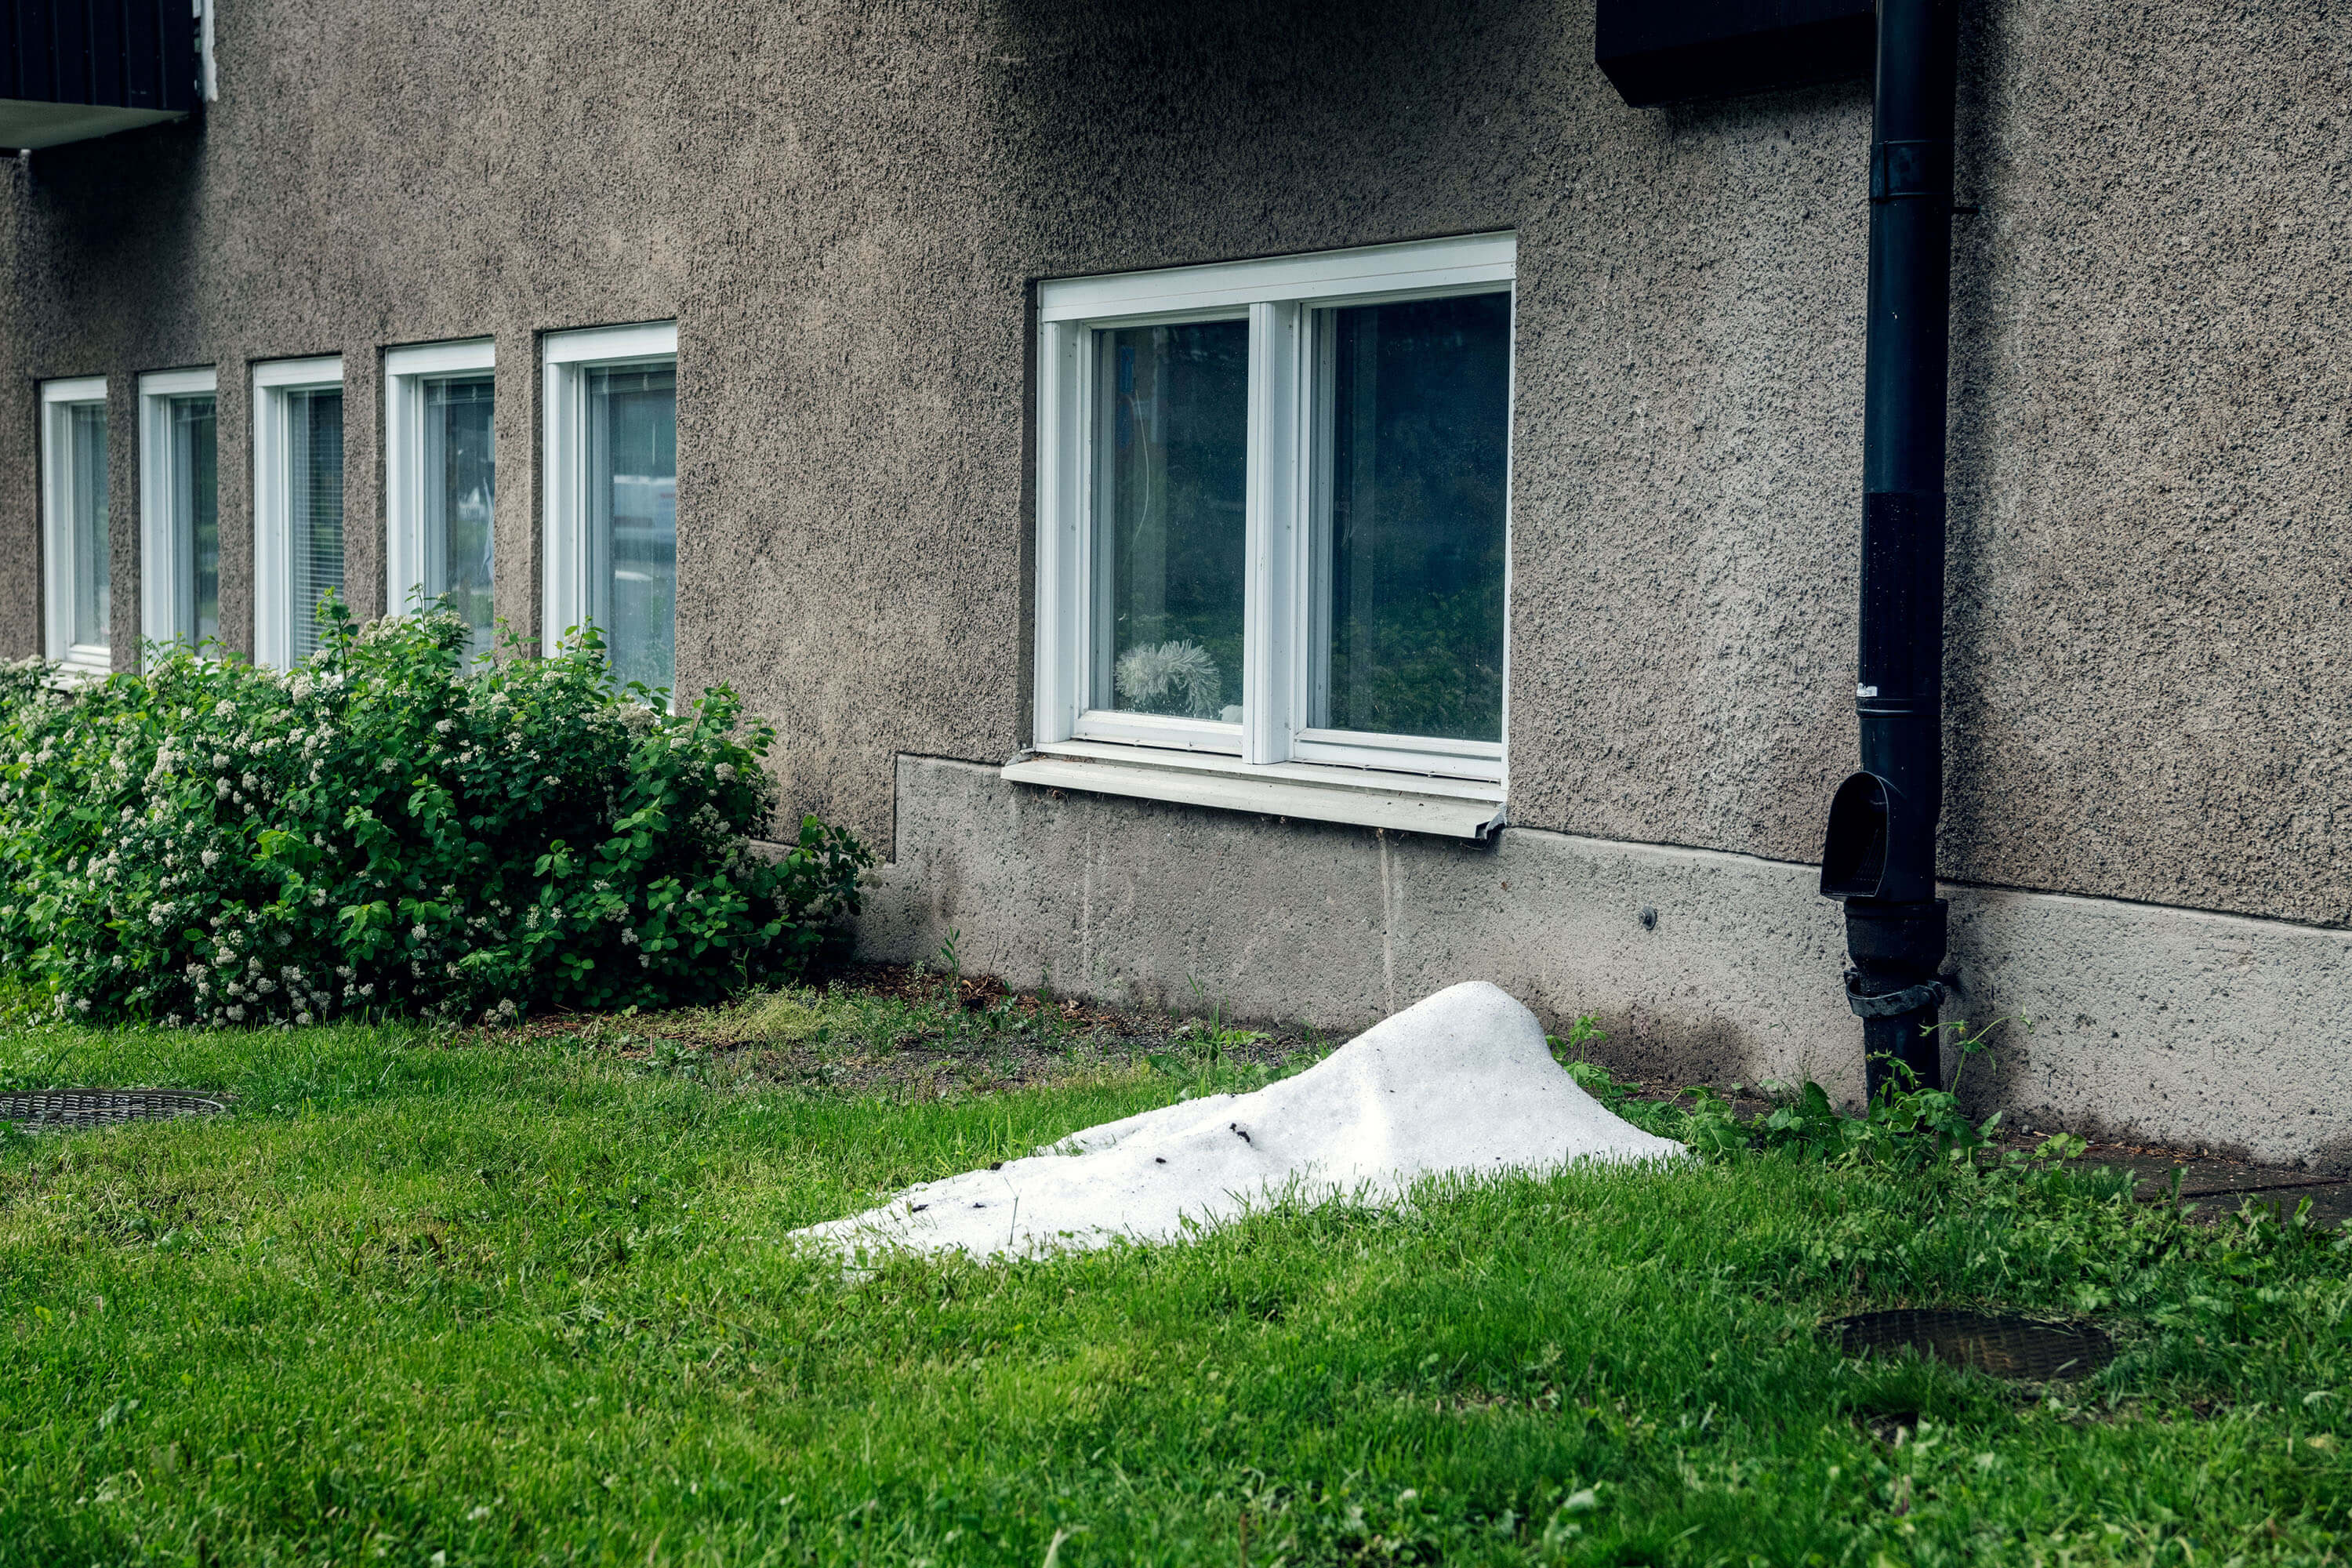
867 757 2352 1170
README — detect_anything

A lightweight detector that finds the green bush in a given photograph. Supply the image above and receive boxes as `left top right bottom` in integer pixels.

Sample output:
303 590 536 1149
0 604 870 1027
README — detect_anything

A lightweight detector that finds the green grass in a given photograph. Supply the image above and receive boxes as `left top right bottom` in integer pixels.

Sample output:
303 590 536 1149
0 1011 2347 1566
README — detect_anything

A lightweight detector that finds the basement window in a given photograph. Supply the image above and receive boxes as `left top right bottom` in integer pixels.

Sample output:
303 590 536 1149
1019 235 1515 838
136 367 220 658
542 322 677 695
386 339 496 662
39 377 111 680
252 357 346 670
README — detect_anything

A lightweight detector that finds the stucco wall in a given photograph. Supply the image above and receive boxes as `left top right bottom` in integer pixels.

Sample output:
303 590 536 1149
0 0 2346 935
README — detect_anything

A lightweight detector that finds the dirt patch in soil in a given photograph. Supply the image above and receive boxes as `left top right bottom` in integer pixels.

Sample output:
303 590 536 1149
499 964 1326 1100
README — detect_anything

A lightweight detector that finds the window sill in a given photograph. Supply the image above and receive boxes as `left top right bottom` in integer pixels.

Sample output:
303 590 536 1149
47 652 110 688
1002 741 1505 840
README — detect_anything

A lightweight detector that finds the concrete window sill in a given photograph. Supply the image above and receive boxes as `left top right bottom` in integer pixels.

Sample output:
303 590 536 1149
47 655 110 690
1001 741 1506 840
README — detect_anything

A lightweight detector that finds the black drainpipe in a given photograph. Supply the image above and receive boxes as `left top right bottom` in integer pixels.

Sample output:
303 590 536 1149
1820 0 1962 1098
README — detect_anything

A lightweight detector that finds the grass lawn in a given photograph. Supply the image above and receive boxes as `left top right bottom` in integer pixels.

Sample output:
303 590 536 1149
1 983 2347 1567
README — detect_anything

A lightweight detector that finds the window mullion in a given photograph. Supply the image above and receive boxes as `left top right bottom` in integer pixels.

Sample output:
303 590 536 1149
1033 320 1084 744
1243 299 1303 766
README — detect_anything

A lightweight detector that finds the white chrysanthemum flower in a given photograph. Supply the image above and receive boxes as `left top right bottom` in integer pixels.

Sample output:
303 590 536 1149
1113 639 1225 720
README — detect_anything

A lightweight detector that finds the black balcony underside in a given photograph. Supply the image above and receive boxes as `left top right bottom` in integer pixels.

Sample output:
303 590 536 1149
2 0 198 150
1597 0 1875 107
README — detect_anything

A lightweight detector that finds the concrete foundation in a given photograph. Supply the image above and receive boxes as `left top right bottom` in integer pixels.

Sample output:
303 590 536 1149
862 757 2352 1172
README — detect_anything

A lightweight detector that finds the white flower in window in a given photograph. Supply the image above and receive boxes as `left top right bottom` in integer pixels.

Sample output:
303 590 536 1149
1113 640 1223 720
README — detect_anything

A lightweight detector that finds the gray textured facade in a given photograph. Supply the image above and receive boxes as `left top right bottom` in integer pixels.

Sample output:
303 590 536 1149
3 4 2347 1159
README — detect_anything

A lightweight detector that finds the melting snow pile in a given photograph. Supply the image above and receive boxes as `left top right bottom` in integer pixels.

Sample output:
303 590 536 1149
793 980 1684 1261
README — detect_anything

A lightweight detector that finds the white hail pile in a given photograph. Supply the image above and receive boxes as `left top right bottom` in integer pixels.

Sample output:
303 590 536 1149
793 980 1685 1261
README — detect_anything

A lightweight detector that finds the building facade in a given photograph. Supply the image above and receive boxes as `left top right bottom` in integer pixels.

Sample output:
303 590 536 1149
3 2 2348 1164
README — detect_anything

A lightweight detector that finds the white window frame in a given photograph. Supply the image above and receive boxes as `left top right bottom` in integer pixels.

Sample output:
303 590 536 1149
1020 234 1515 839
137 365 220 659
252 355 346 670
384 338 495 619
540 321 677 658
39 376 111 681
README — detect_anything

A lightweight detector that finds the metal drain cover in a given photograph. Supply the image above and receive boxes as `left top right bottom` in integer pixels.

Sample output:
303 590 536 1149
1827 1308 2114 1381
1 1089 229 1131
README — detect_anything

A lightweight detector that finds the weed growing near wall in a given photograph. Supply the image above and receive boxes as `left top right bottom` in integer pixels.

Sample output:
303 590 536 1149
0 604 869 1026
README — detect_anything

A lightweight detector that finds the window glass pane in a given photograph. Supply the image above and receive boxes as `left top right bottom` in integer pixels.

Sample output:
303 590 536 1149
586 364 677 693
67 402 108 649
169 394 219 646
421 375 495 662
1323 292 1510 743
286 388 345 662
1098 321 1247 723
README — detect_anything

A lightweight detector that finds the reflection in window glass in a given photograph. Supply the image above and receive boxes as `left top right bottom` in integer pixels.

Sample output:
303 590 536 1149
586 364 676 694
169 394 220 646
1323 292 1510 743
1098 321 1248 722
421 376 495 661
67 403 109 649
287 388 345 662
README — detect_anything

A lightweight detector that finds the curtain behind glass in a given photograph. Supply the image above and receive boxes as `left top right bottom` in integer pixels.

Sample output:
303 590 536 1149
1323 292 1510 743
1098 321 1248 722
421 375 495 662
286 389 345 662
586 364 677 694
67 402 109 649
169 395 220 646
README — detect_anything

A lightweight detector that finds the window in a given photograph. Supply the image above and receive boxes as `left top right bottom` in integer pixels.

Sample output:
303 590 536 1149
386 339 496 660
137 367 220 657
39 377 111 679
252 357 346 670
1021 235 1514 838
543 322 677 695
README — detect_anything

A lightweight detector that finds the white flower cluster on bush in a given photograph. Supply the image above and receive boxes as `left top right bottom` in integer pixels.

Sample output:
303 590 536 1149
0 604 870 1027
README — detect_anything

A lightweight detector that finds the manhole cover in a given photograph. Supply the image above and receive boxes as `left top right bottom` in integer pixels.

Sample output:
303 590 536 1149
1826 1308 2114 1381
0 1090 229 1132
